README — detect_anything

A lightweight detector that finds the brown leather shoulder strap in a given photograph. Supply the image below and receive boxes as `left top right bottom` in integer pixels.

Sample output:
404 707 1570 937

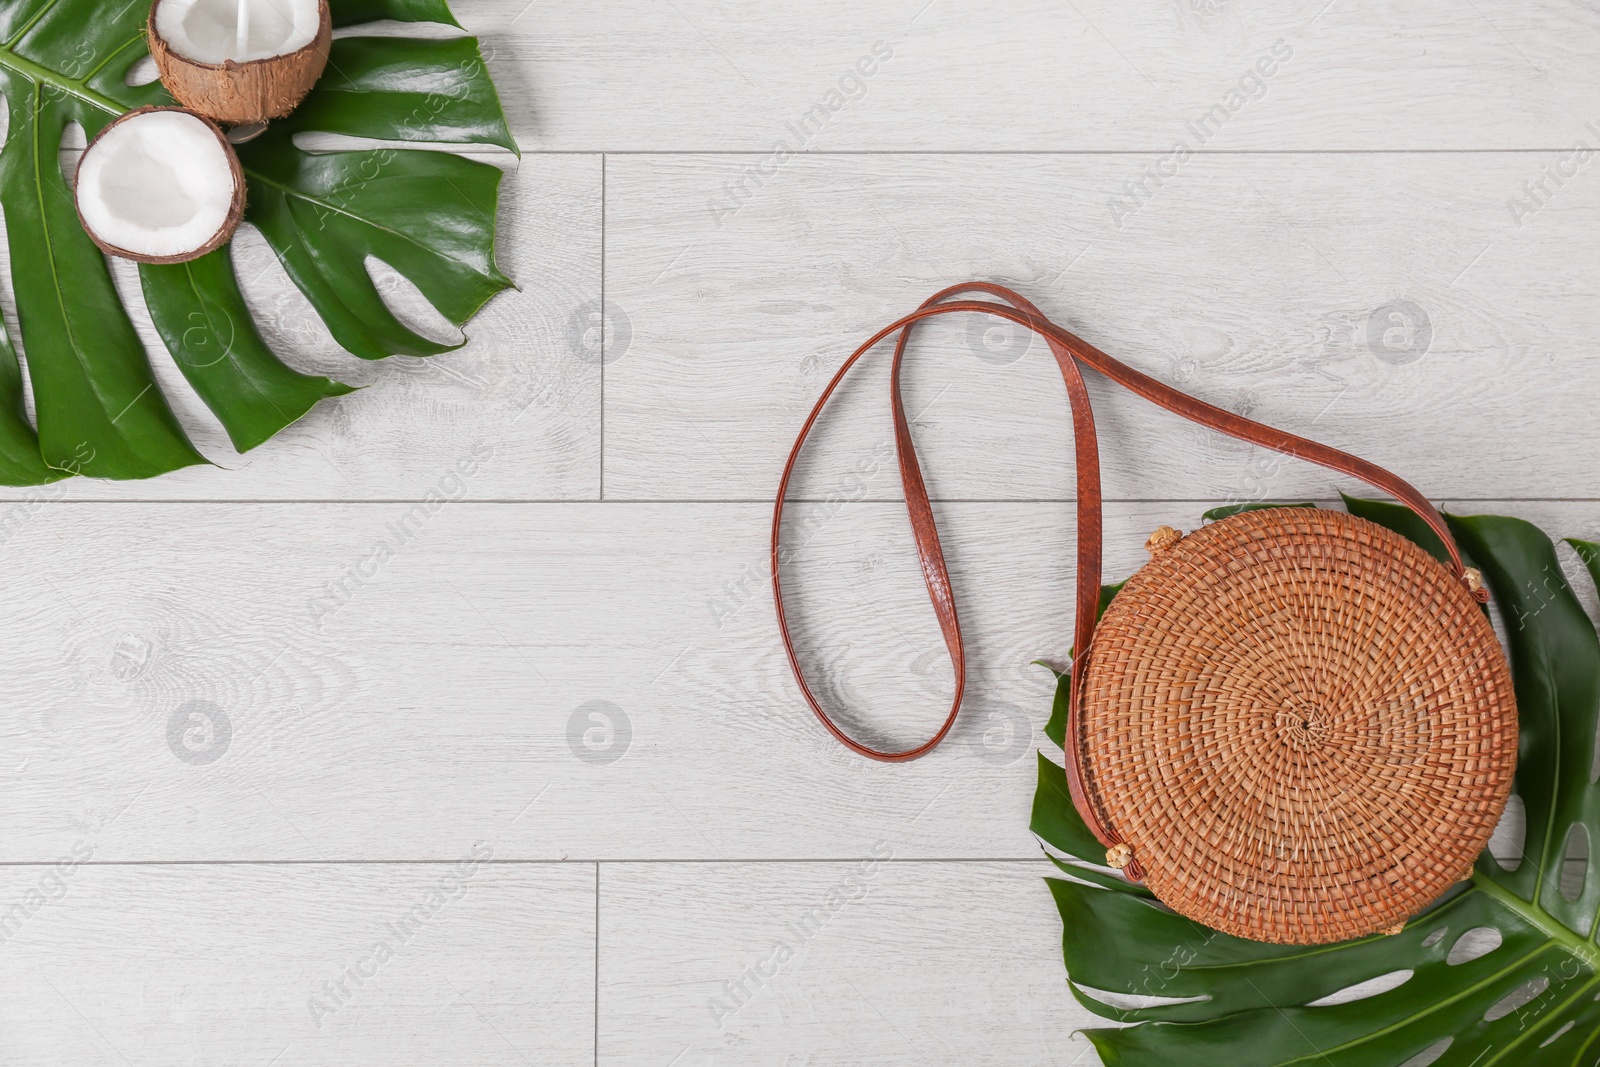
771 286 1482 878
769 284 1106 767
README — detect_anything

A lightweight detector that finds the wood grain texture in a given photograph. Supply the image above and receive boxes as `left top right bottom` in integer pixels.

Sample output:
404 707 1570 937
0 498 1222 864
0 862 596 1065
6 3 1600 1062
602 151 1600 502
463 0 1600 151
6 499 1594 869
0 155 602 502
598 860 1100 1066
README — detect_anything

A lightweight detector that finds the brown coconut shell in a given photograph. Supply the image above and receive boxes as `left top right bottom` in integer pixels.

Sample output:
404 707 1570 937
75 106 247 265
148 0 332 126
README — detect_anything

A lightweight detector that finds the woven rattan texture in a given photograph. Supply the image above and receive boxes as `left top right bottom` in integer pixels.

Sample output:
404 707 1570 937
1079 508 1517 944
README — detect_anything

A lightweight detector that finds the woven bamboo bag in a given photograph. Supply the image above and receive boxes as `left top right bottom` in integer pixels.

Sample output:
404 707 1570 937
772 283 1518 945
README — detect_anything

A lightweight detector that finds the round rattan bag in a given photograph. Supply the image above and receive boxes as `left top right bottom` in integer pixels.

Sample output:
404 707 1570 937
1078 508 1519 944
772 285 1521 947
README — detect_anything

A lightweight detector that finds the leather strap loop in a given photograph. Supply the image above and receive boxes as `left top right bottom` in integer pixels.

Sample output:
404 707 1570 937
772 286 1479 880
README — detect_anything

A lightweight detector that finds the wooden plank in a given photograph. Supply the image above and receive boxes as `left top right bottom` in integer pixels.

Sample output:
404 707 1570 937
461 0 1600 151
0 498 1174 863
0 155 602 502
7 498 1594 863
0 861 595 1065
598 859 1101 1066
603 151 1600 501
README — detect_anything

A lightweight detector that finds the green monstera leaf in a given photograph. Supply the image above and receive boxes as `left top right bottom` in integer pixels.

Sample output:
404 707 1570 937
0 0 513 481
1033 501 1600 1066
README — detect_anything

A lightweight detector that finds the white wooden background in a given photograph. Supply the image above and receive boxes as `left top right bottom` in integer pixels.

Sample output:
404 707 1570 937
5 1 1600 1064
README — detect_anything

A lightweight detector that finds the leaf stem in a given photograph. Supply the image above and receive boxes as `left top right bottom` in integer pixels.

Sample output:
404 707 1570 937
0 39 124 115
1472 870 1600 969
3 0 64 49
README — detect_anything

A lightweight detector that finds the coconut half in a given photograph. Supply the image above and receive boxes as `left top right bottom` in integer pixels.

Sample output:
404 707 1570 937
150 0 332 126
75 107 245 264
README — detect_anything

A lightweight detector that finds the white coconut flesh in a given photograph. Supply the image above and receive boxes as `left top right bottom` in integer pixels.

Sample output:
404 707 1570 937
77 111 237 259
155 0 321 64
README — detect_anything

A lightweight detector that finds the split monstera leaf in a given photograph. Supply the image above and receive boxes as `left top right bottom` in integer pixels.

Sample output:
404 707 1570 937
0 0 513 482
1033 497 1600 1066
